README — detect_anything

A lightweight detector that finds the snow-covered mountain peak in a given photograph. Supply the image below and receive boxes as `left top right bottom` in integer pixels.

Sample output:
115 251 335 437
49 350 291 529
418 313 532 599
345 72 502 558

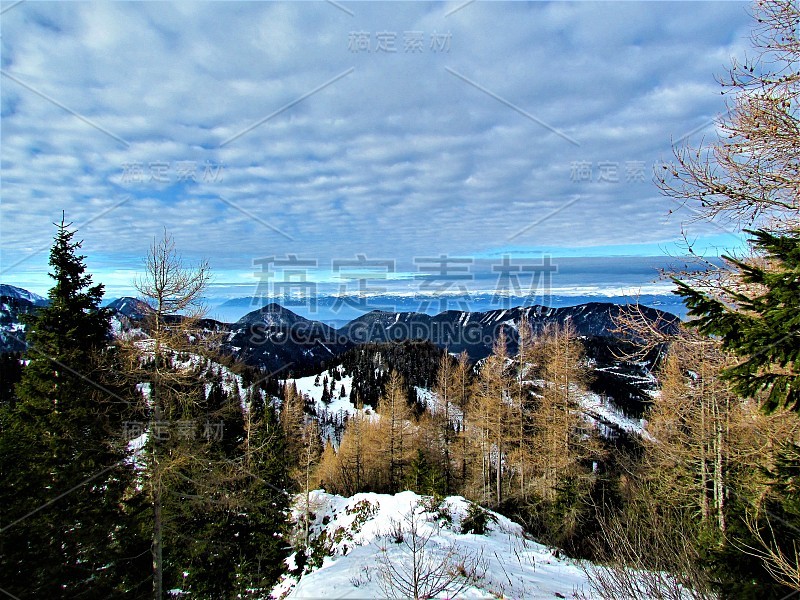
0 284 47 306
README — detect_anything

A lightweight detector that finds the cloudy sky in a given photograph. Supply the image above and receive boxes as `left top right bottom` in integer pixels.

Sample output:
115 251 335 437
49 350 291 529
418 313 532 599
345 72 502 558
1 1 752 298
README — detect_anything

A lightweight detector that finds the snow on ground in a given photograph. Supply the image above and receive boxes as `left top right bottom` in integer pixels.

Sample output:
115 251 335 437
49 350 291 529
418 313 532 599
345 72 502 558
292 364 651 443
415 386 464 427
273 490 597 599
289 369 355 415
287 368 362 419
133 340 248 410
287 368 379 444
579 391 653 441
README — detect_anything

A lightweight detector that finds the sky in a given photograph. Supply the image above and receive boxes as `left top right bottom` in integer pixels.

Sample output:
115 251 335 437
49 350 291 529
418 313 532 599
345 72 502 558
0 1 753 299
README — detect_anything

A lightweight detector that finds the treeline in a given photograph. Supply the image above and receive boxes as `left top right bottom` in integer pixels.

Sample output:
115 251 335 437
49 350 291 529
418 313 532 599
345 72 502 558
334 340 442 409
581 0 800 595
275 229 800 597
284 299 800 596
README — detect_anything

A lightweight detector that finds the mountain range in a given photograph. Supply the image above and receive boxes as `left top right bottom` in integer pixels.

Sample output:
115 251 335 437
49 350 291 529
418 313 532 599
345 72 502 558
2 282 678 372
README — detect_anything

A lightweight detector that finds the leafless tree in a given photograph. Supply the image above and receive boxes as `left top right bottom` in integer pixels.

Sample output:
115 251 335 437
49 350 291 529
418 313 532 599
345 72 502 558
130 230 211 599
375 503 487 600
577 496 715 600
657 0 800 233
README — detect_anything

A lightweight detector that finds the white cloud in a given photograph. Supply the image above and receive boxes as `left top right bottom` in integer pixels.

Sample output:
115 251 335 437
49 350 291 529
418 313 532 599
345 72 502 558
1 1 753 295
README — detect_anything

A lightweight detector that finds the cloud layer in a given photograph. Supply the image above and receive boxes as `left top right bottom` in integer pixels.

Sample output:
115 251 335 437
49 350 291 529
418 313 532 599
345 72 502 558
1 1 752 295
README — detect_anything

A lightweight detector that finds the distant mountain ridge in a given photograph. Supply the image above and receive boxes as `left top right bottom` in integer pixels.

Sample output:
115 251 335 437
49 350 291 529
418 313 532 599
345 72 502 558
0 285 48 306
0 286 679 377
225 303 353 373
338 302 679 361
0 285 49 352
105 297 152 320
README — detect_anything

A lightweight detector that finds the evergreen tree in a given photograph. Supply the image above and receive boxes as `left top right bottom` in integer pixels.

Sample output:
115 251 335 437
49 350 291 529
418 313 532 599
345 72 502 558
404 449 445 497
433 353 459 495
473 329 511 505
296 420 322 549
530 322 595 502
0 351 23 408
675 228 800 412
281 382 307 469
0 217 147 597
129 231 212 598
235 388 291 596
321 379 331 405
127 232 292 597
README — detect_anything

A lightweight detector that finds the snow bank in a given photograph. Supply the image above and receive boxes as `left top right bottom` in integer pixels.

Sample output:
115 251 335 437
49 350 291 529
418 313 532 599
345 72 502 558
273 490 595 599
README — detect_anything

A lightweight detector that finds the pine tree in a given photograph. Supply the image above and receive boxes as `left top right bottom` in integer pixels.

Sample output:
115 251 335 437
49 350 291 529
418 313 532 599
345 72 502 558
0 351 23 408
321 378 331 405
433 353 459 495
0 217 147 597
316 439 339 493
451 351 472 493
128 230 212 597
296 420 322 549
171 369 257 597
281 382 307 469
674 229 800 593
127 233 293 596
327 410 371 496
645 336 739 533
509 315 536 501
530 322 594 501
641 1 800 592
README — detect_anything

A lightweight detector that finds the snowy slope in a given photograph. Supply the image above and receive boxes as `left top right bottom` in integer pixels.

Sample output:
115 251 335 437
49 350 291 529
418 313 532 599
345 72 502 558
0 284 47 305
578 391 652 440
274 490 597 599
289 367 356 417
287 368 379 445
417 382 649 441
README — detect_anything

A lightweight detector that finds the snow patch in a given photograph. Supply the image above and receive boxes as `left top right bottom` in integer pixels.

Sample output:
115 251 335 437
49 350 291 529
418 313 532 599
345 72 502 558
275 490 594 599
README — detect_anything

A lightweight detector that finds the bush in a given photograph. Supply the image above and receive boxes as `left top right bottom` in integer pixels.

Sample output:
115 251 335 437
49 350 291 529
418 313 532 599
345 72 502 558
460 502 497 535
421 494 453 528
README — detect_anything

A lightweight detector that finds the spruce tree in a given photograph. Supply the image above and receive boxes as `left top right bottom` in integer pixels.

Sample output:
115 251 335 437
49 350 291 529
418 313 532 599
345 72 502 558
674 228 800 412
0 217 147 597
235 389 291 596
376 370 413 493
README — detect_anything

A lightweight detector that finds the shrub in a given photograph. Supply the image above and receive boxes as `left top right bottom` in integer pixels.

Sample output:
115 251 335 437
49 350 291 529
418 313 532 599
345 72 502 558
460 502 497 535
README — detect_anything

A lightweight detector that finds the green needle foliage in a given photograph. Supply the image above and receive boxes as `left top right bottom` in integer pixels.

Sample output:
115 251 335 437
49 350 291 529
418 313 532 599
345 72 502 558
0 217 148 597
675 228 800 413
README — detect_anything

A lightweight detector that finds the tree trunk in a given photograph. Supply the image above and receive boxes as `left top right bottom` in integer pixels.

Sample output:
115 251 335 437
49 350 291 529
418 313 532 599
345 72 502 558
153 478 163 599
